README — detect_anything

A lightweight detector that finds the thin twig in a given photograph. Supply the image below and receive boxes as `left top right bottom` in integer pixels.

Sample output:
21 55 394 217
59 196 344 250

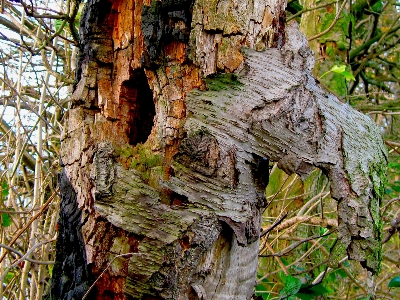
0 242 55 265
260 231 333 258
0 238 56 283
260 212 289 237
381 197 400 215
263 242 289 276
287 0 337 22
308 0 348 41
272 216 337 232
0 189 59 265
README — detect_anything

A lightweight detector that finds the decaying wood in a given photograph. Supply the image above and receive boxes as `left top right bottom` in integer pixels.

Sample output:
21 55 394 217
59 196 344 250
51 0 386 299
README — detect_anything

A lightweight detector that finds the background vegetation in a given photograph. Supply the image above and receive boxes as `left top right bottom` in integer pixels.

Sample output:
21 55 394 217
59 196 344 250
0 0 398 299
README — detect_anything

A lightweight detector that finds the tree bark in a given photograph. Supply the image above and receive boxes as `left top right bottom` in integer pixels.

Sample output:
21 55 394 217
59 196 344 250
50 0 386 299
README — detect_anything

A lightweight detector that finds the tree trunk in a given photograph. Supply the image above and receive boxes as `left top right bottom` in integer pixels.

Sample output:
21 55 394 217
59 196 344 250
50 0 386 299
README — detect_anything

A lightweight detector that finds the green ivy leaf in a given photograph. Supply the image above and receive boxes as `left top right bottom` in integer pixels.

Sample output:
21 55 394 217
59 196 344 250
388 276 400 287
341 71 355 81
2 213 12 227
331 65 346 73
330 65 355 81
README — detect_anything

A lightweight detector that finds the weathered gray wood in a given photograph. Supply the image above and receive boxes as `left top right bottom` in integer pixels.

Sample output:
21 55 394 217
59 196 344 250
169 22 386 274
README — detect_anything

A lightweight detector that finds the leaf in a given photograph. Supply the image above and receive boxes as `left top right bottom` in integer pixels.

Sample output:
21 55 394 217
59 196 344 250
388 162 400 170
3 271 14 284
2 182 9 198
287 1 303 14
331 65 346 73
329 73 347 97
388 276 400 287
282 275 302 296
55 19 64 32
48 265 54 277
341 71 355 81
392 184 400 192
296 293 314 300
371 1 383 13
330 65 355 81
296 283 329 300
2 213 12 227
336 269 348 278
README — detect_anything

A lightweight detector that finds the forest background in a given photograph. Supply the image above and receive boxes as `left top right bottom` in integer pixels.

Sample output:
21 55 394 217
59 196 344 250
0 0 399 299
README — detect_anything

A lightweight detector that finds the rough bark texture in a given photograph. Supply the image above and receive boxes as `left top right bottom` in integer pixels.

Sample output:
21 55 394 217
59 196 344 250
51 0 386 299
179 22 386 273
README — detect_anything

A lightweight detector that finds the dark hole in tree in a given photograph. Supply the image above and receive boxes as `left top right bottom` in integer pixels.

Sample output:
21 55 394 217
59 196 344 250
121 69 156 145
170 191 189 206
250 153 271 191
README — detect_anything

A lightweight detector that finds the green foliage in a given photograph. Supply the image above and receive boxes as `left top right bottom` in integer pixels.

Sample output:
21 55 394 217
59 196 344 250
1 213 12 227
255 278 273 300
3 271 14 284
388 276 400 288
370 1 383 13
386 161 400 196
54 3 85 35
330 65 355 81
317 10 353 48
287 0 303 14
286 0 303 20
279 274 302 299
319 64 355 96
2 181 9 198
48 265 54 278
255 272 330 300
296 283 329 300
1 182 11 227
320 64 355 81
